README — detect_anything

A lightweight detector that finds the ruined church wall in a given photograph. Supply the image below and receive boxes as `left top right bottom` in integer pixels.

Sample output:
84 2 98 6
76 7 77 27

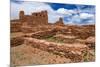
19 10 48 26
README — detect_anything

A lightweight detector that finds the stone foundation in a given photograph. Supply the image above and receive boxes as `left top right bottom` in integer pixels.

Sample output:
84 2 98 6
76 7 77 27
24 37 90 62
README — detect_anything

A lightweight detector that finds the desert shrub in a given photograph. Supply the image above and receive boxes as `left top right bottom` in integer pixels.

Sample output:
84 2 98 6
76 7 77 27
82 50 95 62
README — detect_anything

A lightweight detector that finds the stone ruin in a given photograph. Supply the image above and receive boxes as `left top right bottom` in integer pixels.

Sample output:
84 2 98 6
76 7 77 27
19 10 48 26
24 37 91 62
54 18 64 26
11 10 95 63
11 10 65 32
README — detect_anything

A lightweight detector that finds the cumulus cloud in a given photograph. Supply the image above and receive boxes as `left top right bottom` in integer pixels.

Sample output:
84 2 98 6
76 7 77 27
11 1 62 23
11 1 95 25
57 8 78 14
70 13 95 24
57 8 69 14
80 13 94 19
11 2 51 19
56 8 95 24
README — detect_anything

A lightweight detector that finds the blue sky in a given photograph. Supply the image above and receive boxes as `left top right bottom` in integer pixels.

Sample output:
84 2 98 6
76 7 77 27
11 0 95 25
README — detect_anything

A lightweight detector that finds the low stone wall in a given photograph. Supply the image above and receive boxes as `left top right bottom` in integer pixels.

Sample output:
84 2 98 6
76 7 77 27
31 29 57 39
11 22 22 32
11 37 24 47
21 25 52 33
24 37 90 62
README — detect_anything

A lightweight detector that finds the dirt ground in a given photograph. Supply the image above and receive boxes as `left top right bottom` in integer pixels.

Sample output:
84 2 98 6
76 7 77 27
10 25 95 66
11 44 71 66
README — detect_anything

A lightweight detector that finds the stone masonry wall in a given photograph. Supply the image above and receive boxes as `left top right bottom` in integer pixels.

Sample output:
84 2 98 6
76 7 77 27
19 10 48 26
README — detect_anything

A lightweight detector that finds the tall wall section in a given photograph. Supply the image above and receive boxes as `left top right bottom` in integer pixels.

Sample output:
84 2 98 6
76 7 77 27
19 10 48 26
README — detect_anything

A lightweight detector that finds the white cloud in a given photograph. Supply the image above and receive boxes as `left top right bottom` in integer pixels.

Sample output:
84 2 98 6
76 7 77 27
11 1 95 25
80 13 94 19
56 8 77 15
57 8 68 14
71 13 95 24
11 2 62 23
11 2 52 19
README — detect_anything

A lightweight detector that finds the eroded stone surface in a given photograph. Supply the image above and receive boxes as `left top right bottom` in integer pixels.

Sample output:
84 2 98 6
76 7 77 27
24 37 89 62
11 44 71 66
